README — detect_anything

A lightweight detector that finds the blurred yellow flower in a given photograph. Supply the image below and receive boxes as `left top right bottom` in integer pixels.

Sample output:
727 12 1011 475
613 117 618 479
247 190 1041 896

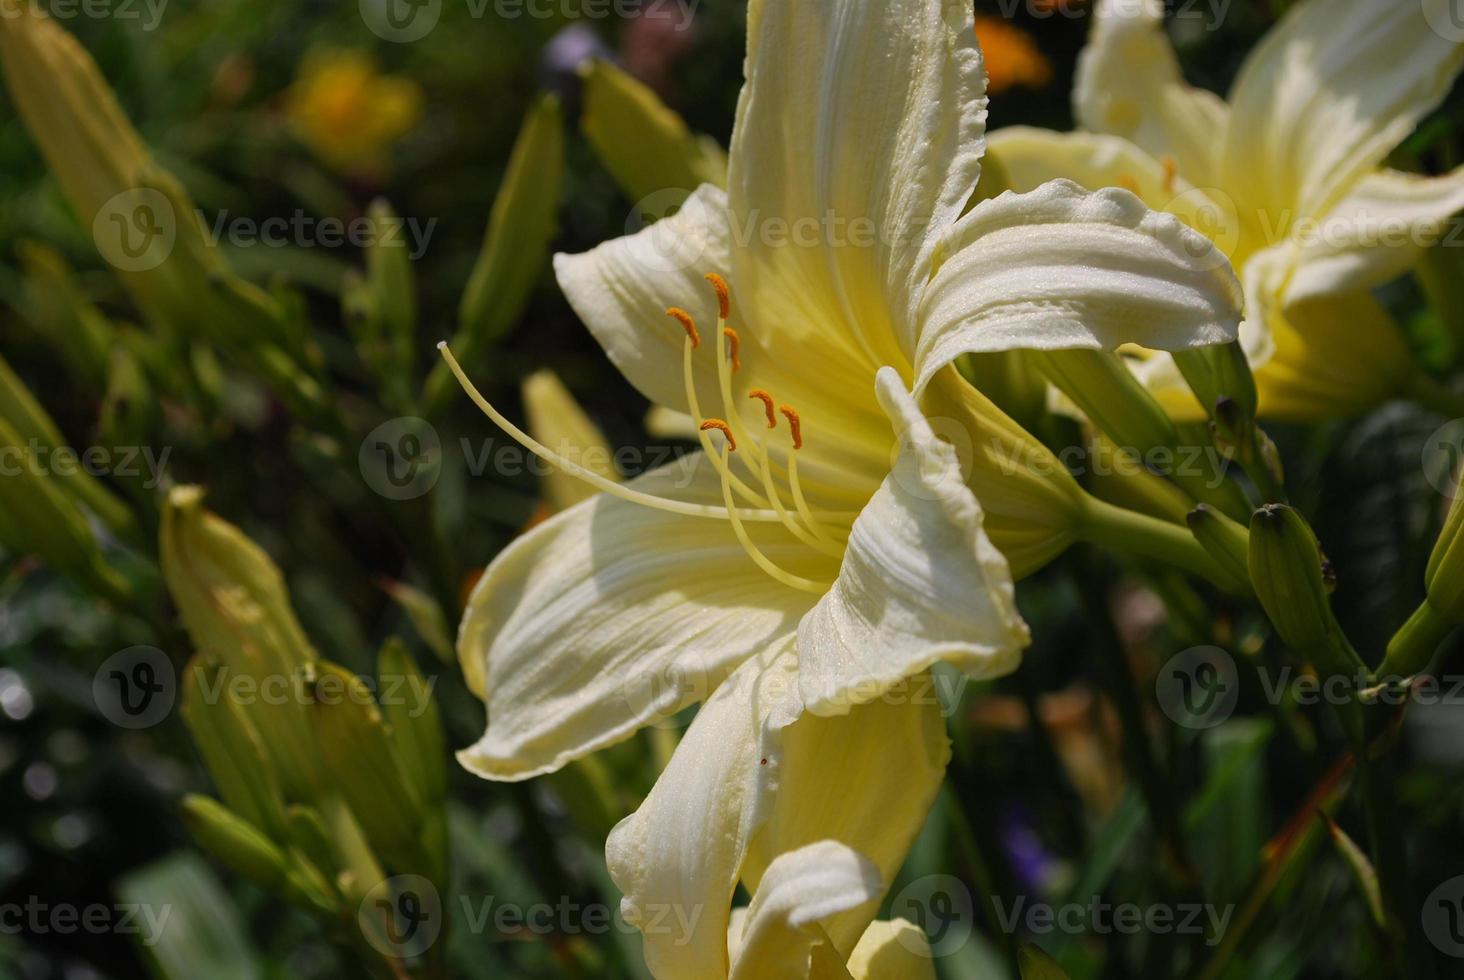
284 48 422 176
974 15 1052 94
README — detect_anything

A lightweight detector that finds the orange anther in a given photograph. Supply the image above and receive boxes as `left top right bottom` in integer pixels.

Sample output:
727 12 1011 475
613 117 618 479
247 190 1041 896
779 405 802 450
1117 174 1141 196
723 328 742 372
1160 155 1177 195
748 389 776 428
699 418 736 451
667 307 699 348
705 272 731 320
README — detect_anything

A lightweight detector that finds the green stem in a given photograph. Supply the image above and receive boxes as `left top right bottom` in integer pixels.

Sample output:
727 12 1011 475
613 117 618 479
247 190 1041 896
1074 551 1200 894
1079 495 1237 590
1358 756 1412 976
1380 600 1456 678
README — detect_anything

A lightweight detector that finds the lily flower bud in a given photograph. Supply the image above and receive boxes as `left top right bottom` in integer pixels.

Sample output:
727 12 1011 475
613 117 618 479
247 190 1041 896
1174 340 1257 422
0 415 133 605
1186 504 1251 596
523 369 619 512
423 94 564 415
161 487 320 799
579 58 727 206
1382 485 1464 678
1248 505 1358 672
0 352 139 544
1031 348 1251 518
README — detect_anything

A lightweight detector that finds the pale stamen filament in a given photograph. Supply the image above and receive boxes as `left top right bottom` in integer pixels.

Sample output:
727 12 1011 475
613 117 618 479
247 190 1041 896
710 439 832 595
681 332 771 508
700 274 853 543
438 342 800 523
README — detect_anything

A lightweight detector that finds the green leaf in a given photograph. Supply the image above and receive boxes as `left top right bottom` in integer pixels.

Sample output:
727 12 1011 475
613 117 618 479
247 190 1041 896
115 853 262 980
1318 811 1385 928
381 579 455 663
1018 943 1071 980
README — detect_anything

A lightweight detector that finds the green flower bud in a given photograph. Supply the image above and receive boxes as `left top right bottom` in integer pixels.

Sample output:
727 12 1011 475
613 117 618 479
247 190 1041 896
1381 487 1464 678
579 58 727 205
1186 504 1251 596
180 795 290 892
162 487 320 800
17 242 113 387
180 795 335 917
1029 348 1250 519
1174 340 1257 422
1248 505 1346 658
348 199 417 408
305 661 429 876
423 93 564 414
1426 487 1464 620
0 353 140 544
0 415 133 604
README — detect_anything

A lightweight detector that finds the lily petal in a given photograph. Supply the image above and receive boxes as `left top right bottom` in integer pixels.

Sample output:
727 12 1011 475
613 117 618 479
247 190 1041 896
1222 0 1464 224
914 180 1242 397
457 456 821 781
985 127 1244 263
728 0 988 369
1288 166 1464 304
798 369 1028 716
607 642 802 980
1254 289 1414 422
554 183 731 416
846 920 935 980
1073 0 1230 189
728 841 882 980
744 674 951 957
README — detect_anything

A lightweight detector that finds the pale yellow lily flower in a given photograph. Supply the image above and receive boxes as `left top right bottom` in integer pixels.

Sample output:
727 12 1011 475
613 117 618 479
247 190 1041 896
988 0 1464 421
444 1 1242 975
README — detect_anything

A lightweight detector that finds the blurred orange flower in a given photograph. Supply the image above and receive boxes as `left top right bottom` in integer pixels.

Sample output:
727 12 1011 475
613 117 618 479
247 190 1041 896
284 48 422 177
975 15 1053 94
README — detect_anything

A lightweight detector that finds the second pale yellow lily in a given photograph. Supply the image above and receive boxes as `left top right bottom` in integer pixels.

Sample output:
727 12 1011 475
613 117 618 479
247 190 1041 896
988 0 1464 421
